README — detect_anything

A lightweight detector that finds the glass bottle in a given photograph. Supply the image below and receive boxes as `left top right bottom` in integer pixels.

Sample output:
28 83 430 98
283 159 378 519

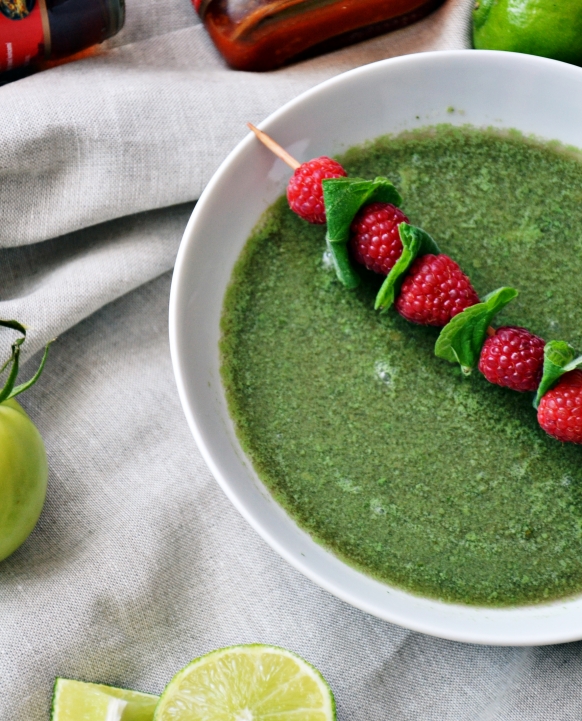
194 0 445 71
0 0 125 73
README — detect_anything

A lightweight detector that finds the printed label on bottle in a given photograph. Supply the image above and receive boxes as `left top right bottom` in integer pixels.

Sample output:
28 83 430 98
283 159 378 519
0 0 45 72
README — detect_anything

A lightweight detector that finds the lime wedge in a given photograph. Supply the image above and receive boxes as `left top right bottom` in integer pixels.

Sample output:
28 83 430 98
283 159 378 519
51 678 159 721
154 644 336 721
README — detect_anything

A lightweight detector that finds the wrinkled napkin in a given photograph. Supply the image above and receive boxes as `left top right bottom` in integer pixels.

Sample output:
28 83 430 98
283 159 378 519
2 0 582 719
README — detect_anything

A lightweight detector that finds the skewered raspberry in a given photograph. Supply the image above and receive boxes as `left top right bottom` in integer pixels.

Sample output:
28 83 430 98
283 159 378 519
538 370 582 444
478 326 545 392
286 157 347 224
395 254 479 326
349 203 408 275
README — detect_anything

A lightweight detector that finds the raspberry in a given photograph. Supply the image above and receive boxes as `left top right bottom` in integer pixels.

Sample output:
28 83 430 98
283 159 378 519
395 254 479 326
349 203 409 275
478 326 545 392
537 370 582 444
286 157 347 224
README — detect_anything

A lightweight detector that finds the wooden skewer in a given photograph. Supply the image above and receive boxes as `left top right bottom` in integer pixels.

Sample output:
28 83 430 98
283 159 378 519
248 122 495 339
247 123 301 170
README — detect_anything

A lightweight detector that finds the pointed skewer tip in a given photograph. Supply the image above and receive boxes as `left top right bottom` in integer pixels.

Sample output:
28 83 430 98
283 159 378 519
246 122 301 170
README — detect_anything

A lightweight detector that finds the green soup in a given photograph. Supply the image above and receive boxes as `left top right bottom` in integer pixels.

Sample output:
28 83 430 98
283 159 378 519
220 125 582 606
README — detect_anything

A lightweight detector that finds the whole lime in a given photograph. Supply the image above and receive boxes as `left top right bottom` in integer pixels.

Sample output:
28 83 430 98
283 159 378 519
0 399 48 562
473 0 582 67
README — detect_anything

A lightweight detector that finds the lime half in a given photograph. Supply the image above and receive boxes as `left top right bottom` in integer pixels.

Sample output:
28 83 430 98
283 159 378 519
154 644 336 721
51 678 159 721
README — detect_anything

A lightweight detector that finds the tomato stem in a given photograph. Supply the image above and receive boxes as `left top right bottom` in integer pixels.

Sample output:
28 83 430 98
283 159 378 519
8 342 53 400
0 320 54 404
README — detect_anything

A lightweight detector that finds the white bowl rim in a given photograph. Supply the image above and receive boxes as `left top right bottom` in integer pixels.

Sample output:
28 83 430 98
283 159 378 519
170 49 582 646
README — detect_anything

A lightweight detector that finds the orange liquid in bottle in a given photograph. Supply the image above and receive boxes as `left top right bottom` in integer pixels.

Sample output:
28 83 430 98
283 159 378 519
195 0 445 71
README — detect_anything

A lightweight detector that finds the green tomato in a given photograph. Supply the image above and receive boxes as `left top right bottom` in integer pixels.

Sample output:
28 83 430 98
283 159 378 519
0 398 48 562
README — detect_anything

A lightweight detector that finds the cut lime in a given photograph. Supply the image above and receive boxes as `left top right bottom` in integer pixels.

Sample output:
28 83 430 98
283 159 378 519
154 644 336 721
51 678 159 721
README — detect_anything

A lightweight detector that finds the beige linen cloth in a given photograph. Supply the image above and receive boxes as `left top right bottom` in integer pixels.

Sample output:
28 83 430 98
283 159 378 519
2 1 581 719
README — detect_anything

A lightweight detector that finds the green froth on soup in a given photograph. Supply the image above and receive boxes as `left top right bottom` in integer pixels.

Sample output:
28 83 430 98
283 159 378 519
220 125 582 606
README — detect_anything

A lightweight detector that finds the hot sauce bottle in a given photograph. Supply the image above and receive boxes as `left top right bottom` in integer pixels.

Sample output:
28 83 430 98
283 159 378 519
194 0 445 71
0 0 124 74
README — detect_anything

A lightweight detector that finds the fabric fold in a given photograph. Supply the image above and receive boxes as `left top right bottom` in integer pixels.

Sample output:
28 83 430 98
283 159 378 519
0 0 471 248
0 203 192 359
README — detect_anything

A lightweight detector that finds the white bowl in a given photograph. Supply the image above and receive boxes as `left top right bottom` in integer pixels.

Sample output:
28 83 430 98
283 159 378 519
170 50 582 646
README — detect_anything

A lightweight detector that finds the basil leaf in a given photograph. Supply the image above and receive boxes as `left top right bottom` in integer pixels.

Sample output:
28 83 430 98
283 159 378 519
322 176 402 289
324 237 359 289
534 340 582 408
434 287 519 374
374 223 441 312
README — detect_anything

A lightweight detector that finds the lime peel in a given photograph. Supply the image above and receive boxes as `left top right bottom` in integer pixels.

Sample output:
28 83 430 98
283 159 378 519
51 678 159 721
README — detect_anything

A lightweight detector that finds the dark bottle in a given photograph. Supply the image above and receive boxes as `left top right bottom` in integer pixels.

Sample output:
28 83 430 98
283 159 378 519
0 0 124 73
194 0 445 72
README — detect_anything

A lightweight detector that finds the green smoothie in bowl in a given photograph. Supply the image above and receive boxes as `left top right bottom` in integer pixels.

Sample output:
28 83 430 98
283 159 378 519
220 125 582 608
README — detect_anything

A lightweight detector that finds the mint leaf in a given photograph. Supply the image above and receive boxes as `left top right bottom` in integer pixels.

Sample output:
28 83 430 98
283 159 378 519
322 177 402 288
374 223 440 311
434 287 518 374
534 340 582 408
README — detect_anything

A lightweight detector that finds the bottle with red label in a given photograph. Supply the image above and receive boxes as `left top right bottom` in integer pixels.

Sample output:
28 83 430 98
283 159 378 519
0 0 124 74
194 0 445 71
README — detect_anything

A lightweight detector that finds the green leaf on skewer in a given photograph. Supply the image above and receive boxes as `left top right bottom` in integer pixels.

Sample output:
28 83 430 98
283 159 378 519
534 340 582 408
322 176 402 289
374 223 440 312
434 287 518 375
